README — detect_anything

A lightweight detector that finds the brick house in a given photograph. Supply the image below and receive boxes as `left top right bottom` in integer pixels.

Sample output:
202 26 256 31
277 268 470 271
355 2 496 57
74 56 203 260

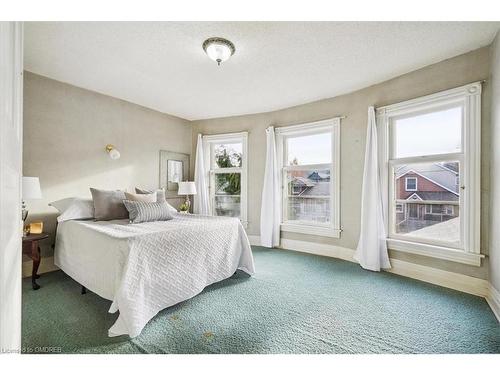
395 162 459 233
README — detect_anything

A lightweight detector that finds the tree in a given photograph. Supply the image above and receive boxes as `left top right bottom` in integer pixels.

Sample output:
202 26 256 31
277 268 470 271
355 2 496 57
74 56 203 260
215 146 241 195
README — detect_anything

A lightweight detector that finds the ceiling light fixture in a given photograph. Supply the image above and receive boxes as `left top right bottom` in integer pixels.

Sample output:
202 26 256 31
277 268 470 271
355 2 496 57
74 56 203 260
202 37 235 66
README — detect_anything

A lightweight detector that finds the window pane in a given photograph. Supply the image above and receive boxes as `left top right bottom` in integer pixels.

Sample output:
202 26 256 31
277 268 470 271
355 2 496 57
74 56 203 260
214 196 240 218
287 132 331 165
286 168 331 223
214 173 240 195
394 161 460 247
214 143 242 168
393 107 462 158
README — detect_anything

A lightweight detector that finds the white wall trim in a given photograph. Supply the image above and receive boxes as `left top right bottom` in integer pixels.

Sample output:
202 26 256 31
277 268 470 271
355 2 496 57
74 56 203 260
250 236 489 298
486 284 500 322
22 257 58 278
387 238 483 266
0 21 23 354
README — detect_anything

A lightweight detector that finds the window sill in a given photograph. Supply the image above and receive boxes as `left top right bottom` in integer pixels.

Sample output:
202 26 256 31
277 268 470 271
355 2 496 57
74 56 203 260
281 223 341 238
387 238 483 266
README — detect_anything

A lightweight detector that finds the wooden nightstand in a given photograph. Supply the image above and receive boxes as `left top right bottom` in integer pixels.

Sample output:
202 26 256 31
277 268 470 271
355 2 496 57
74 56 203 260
22 233 49 290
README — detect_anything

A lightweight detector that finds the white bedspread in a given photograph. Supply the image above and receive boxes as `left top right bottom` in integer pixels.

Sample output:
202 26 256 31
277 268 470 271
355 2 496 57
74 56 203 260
55 213 255 338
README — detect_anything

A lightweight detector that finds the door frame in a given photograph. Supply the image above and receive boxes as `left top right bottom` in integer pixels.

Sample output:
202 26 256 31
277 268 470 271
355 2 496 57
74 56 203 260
0 21 23 354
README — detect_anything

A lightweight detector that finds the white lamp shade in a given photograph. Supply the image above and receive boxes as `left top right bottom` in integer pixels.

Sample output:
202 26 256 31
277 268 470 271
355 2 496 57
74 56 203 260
22 177 42 199
178 181 197 195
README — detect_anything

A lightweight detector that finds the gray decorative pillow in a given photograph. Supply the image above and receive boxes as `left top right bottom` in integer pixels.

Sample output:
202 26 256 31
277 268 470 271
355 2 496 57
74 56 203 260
135 187 166 203
123 200 174 224
90 188 128 221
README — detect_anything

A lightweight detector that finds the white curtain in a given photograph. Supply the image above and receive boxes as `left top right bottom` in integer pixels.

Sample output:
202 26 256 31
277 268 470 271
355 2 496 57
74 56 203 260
260 126 280 248
354 107 391 271
193 134 210 215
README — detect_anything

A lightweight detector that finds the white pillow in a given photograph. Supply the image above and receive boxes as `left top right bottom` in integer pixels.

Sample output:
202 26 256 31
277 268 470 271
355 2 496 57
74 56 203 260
49 197 95 222
135 188 177 213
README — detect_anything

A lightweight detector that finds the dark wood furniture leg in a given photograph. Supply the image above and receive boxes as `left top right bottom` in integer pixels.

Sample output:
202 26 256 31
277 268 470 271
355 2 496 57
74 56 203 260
31 241 41 290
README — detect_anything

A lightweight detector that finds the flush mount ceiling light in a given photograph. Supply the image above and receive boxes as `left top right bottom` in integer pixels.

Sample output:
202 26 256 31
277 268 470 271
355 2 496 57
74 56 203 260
202 37 235 66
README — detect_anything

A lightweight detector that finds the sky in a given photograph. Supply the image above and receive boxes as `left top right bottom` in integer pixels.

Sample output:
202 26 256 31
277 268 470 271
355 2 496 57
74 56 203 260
394 106 462 158
287 132 331 165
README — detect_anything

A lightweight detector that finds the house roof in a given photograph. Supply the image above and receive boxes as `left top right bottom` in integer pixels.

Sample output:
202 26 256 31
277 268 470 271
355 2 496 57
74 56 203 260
406 191 459 202
292 177 315 187
308 171 330 180
300 181 330 196
396 162 459 195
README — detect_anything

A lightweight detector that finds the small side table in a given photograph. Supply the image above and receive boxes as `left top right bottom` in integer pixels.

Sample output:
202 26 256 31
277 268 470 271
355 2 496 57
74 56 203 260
22 233 49 290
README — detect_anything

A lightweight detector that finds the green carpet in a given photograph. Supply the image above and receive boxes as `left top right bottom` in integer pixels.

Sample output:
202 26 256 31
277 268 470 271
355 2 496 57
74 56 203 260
22 246 500 354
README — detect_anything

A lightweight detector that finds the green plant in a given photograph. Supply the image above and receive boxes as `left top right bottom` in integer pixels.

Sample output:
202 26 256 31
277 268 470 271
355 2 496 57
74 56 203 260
215 146 242 195
179 202 189 212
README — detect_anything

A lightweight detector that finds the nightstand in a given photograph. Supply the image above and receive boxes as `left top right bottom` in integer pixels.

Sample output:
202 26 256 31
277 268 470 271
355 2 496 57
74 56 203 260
22 233 49 290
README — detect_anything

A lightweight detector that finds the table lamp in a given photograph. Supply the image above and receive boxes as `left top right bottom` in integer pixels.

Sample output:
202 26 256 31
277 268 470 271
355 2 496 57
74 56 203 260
22 176 42 223
178 181 197 212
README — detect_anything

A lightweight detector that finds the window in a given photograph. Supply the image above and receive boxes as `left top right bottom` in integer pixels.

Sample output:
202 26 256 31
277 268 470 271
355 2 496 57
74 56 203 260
405 177 417 191
203 132 248 226
276 118 341 238
378 82 482 266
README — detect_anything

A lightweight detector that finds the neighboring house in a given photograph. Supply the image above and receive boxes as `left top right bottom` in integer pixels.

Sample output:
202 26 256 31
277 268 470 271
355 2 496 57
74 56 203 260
395 162 459 233
308 171 329 182
287 170 331 223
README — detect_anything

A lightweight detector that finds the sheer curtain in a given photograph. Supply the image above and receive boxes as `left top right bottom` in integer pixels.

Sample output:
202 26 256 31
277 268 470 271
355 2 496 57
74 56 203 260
193 134 210 215
354 107 391 271
260 126 280 248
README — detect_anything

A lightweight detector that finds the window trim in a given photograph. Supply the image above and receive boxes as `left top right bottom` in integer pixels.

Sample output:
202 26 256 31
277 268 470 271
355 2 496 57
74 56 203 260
405 177 417 191
377 82 483 266
202 132 248 227
276 118 341 238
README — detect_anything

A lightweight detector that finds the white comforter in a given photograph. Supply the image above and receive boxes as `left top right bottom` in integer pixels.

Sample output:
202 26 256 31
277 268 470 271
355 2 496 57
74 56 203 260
58 214 255 338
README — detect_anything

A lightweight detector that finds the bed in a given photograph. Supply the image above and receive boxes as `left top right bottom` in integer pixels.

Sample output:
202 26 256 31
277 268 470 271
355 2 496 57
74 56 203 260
54 213 255 338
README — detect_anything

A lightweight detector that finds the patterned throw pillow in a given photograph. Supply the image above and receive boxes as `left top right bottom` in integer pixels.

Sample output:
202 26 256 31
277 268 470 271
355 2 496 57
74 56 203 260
123 200 174 224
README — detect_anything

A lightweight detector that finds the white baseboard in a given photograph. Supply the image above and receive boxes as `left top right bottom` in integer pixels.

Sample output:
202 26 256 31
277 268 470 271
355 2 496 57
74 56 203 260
486 284 500 322
250 236 490 298
22 256 58 278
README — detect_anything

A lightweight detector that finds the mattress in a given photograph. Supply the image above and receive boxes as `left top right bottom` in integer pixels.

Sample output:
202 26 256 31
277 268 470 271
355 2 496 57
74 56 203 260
54 213 255 337
54 219 132 301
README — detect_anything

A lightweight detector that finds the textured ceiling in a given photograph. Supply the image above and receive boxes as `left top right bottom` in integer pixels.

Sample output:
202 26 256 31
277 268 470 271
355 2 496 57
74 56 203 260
24 22 500 120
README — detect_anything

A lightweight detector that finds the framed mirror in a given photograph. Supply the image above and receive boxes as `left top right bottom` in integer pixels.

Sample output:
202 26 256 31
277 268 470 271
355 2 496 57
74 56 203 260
167 160 183 190
160 151 190 198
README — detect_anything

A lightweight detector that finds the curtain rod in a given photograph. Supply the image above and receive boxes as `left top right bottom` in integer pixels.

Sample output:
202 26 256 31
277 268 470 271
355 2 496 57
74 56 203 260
268 115 347 130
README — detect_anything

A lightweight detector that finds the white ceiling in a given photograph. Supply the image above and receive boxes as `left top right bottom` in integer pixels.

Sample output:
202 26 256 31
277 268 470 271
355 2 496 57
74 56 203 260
25 22 500 121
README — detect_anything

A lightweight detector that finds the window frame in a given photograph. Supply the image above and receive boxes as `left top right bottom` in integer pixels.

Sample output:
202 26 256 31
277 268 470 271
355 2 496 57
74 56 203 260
405 177 418 191
275 118 341 238
377 82 483 266
202 132 248 227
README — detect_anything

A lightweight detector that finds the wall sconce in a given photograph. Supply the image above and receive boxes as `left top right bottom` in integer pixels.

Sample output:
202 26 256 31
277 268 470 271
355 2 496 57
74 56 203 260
105 144 121 160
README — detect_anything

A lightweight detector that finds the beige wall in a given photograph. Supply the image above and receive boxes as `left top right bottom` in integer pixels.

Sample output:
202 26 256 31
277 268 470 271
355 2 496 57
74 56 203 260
23 72 192 257
192 46 491 280
489 33 500 291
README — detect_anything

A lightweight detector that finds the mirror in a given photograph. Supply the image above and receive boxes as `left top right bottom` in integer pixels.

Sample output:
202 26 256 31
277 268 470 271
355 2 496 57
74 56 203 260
167 160 183 190
159 151 190 198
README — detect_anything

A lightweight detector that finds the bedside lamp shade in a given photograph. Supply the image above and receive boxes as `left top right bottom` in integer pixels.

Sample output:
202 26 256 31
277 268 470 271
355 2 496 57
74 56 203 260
22 177 42 200
178 181 197 196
